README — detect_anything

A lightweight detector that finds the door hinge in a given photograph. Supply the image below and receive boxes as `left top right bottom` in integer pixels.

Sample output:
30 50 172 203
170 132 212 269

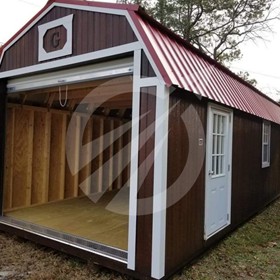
227 213 230 221
228 164 231 172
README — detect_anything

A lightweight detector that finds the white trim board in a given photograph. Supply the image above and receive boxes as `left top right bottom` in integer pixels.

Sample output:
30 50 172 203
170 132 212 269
7 57 133 93
151 84 169 279
0 42 140 79
127 50 166 274
55 3 132 16
127 49 143 271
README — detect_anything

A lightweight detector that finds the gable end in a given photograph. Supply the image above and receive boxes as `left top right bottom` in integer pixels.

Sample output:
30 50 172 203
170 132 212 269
0 6 137 73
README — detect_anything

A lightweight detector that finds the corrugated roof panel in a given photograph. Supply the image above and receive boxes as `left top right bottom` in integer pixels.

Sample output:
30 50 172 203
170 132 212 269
153 29 186 88
131 13 280 125
204 63 232 106
182 49 211 98
238 83 259 115
171 41 197 92
192 53 223 102
178 46 207 97
166 36 194 90
223 72 251 113
160 33 187 89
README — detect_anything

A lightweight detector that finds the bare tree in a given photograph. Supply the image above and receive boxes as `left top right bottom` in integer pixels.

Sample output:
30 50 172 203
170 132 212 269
236 71 257 86
118 0 279 64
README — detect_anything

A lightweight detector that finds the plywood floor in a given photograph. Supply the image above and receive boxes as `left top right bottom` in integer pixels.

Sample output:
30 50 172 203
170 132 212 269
5 191 129 250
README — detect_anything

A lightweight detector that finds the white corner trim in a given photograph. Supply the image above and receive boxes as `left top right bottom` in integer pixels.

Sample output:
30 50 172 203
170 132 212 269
151 84 169 279
38 14 74 61
0 42 140 79
228 109 233 227
127 49 142 271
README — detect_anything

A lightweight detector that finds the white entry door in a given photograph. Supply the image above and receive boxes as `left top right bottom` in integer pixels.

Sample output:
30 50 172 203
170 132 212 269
204 104 233 239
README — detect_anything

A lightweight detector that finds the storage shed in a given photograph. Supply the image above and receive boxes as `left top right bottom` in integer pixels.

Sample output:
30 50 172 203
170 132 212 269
0 0 280 279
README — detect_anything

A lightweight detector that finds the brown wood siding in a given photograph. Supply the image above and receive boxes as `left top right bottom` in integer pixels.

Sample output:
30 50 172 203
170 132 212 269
268 122 280 199
165 91 207 274
165 95 280 276
141 50 156 78
231 110 280 227
135 87 156 277
0 7 137 72
0 79 7 214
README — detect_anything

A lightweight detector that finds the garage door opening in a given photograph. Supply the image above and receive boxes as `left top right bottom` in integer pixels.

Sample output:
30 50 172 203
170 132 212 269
2 75 132 258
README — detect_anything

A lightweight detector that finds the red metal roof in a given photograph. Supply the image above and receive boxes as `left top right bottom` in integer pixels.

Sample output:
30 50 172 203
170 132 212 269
130 11 280 125
1 0 280 124
53 0 140 11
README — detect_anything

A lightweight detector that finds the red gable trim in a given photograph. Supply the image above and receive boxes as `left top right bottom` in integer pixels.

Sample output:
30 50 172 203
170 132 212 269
53 0 139 11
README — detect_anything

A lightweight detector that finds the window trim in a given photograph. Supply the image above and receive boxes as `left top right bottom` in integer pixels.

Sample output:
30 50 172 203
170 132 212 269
262 121 271 168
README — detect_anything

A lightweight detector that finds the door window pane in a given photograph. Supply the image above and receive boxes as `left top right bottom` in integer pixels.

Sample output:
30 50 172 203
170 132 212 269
211 113 226 176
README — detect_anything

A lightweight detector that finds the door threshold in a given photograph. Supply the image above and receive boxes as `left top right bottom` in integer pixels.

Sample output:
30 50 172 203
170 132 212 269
0 216 127 263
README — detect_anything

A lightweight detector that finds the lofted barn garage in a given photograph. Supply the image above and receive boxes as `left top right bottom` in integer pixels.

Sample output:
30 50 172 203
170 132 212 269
0 1 280 279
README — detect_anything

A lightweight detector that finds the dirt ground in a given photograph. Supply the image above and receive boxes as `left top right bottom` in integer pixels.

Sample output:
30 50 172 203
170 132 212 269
1 198 280 279
0 233 130 280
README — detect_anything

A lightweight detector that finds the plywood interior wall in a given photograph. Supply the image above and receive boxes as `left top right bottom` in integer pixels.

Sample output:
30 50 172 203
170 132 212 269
3 105 131 212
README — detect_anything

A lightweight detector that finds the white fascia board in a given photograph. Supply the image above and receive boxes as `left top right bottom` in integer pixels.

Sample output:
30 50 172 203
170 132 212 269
7 57 133 93
0 42 140 79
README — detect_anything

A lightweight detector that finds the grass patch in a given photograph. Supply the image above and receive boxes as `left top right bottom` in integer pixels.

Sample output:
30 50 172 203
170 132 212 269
179 199 280 280
1 199 280 279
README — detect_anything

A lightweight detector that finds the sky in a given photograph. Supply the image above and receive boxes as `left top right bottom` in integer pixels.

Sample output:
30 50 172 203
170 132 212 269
0 0 279 101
